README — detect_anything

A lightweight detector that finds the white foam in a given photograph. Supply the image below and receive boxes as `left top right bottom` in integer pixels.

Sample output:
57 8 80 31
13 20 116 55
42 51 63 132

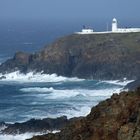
0 71 84 83
0 125 7 132
0 132 45 140
61 106 91 119
18 86 123 121
23 106 92 120
102 79 134 86
20 87 121 99
20 87 54 93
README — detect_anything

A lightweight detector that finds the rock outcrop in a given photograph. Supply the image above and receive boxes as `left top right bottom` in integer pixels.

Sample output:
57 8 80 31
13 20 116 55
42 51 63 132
28 87 140 140
1 116 70 135
0 33 140 79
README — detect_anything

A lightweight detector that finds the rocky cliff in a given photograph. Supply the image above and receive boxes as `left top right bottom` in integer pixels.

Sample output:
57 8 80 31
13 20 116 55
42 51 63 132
1 33 140 79
28 87 140 140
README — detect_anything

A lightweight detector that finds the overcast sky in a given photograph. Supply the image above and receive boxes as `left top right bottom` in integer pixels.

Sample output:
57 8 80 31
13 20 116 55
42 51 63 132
0 0 140 23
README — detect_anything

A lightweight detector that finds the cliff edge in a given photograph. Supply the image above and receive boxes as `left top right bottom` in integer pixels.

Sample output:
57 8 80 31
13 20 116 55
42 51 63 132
0 33 140 80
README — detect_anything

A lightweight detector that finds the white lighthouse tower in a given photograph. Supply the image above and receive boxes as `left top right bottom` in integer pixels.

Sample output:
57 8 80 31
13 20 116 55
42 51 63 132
112 18 118 32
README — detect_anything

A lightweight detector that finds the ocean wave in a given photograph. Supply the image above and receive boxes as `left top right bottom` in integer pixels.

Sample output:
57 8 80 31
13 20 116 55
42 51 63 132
0 71 84 83
20 87 121 99
0 131 57 140
18 87 123 121
0 125 7 132
60 106 91 119
101 79 134 86
21 106 92 121
20 87 54 93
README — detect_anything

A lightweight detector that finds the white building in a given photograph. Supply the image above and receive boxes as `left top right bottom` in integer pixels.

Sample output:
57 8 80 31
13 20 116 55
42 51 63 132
112 18 140 33
75 18 140 34
76 28 94 34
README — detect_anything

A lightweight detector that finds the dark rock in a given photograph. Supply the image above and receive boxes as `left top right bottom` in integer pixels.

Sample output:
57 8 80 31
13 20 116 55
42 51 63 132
0 33 140 79
28 87 140 140
0 51 30 73
0 76 6 80
0 121 7 127
125 79 140 90
2 116 69 135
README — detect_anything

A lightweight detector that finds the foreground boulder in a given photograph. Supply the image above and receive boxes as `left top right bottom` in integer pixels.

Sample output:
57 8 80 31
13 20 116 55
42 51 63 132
28 87 140 140
1 33 140 79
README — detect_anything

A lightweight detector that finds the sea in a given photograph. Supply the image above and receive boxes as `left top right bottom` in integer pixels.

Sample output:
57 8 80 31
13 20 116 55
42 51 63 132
0 21 132 140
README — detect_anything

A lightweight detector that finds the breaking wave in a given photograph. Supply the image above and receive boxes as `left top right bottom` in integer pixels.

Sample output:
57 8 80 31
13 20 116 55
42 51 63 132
0 71 84 83
20 87 121 99
102 79 134 86
0 131 59 140
0 133 34 140
0 71 133 140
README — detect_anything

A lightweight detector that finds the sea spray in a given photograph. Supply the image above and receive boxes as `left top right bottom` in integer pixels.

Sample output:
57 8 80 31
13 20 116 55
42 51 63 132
0 71 84 83
0 131 55 140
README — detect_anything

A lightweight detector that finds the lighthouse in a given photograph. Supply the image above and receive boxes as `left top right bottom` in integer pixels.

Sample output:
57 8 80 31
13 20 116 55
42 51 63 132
112 18 118 32
76 18 140 34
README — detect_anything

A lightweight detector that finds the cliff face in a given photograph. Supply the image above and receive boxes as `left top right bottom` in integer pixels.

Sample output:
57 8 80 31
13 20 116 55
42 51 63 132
28 88 140 140
1 33 140 79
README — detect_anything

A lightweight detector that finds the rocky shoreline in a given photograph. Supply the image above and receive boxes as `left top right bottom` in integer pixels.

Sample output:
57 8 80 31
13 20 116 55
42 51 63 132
0 116 72 135
27 87 140 140
1 86 140 140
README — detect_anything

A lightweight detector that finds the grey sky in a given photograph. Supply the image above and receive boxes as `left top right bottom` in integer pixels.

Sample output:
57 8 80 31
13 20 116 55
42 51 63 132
0 0 139 23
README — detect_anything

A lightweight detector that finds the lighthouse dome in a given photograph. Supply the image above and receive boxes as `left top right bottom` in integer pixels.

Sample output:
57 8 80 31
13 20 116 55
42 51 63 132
112 18 117 23
113 18 117 21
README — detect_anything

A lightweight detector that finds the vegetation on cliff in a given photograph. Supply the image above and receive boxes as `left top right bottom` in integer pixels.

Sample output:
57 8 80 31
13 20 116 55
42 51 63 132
0 33 140 80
